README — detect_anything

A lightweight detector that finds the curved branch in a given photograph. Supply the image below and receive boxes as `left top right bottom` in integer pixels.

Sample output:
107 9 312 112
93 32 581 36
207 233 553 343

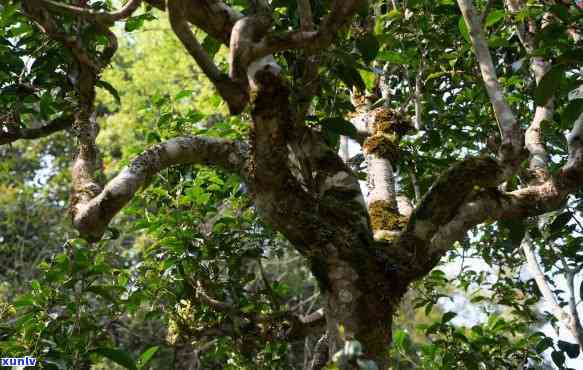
0 116 73 145
168 0 248 114
72 136 249 241
404 156 504 244
396 112 583 279
38 0 142 25
430 114 583 251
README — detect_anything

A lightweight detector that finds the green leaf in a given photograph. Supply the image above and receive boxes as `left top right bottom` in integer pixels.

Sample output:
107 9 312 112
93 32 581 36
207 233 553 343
202 35 221 59
425 71 449 82
558 340 580 359
322 129 340 149
93 348 137 370
377 50 409 65
535 66 564 106
13 294 34 308
550 4 570 23
550 211 572 234
334 64 366 91
137 346 159 369
535 337 553 354
484 10 506 28
562 99 583 127
359 69 377 90
31 280 41 291
424 302 434 316
320 117 358 139
356 34 379 64
96 80 121 105
174 90 193 101
125 13 156 33
125 17 144 32
458 16 470 43
441 311 457 324
392 329 407 347
551 350 566 368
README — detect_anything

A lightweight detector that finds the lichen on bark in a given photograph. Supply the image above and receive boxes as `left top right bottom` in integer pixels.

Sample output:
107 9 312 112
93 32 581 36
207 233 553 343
363 134 400 162
370 107 412 137
368 200 408 232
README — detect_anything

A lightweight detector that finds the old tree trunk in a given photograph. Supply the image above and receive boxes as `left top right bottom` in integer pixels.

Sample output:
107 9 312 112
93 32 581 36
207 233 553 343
4 0 583 368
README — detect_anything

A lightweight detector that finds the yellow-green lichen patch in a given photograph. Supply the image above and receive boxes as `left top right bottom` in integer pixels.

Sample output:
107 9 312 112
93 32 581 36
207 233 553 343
368 200 407 231
363 134 400 162
371 107 413 137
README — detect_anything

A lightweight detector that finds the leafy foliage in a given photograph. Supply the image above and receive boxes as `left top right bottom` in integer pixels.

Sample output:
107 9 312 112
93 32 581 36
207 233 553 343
1 0 583 369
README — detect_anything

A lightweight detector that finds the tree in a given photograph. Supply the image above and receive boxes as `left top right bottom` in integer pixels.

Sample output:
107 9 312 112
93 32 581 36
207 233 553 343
1 0 583 368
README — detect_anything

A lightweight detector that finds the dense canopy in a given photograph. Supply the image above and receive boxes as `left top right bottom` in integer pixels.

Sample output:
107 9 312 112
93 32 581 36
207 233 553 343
1 0 583 369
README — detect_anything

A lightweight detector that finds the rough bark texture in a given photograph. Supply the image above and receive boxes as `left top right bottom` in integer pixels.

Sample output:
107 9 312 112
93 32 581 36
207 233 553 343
73 136 249 240
12 0 583 367
0 115 73 145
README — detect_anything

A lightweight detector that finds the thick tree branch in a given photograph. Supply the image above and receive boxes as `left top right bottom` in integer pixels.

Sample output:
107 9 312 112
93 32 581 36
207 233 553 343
393 119 583 281
0 115 73 145
38 0 142 25
229 15 273 85
457 0 523 165
168 0 248 114
178 0 243 45
403 156 504 247
72 136 249 241
360 108 407 240
525 100 552 182
428 113 583 254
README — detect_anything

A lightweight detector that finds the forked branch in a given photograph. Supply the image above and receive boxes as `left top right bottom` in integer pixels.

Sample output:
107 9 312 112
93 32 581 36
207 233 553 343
168 0 248 114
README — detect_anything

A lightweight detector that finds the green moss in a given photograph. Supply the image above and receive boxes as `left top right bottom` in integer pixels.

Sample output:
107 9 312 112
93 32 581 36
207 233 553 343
372 108 412 137
363 134 400 162
369 200 407 231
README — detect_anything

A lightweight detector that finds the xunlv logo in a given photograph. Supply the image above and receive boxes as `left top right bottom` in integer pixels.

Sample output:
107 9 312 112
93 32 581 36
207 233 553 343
1 356 37 367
